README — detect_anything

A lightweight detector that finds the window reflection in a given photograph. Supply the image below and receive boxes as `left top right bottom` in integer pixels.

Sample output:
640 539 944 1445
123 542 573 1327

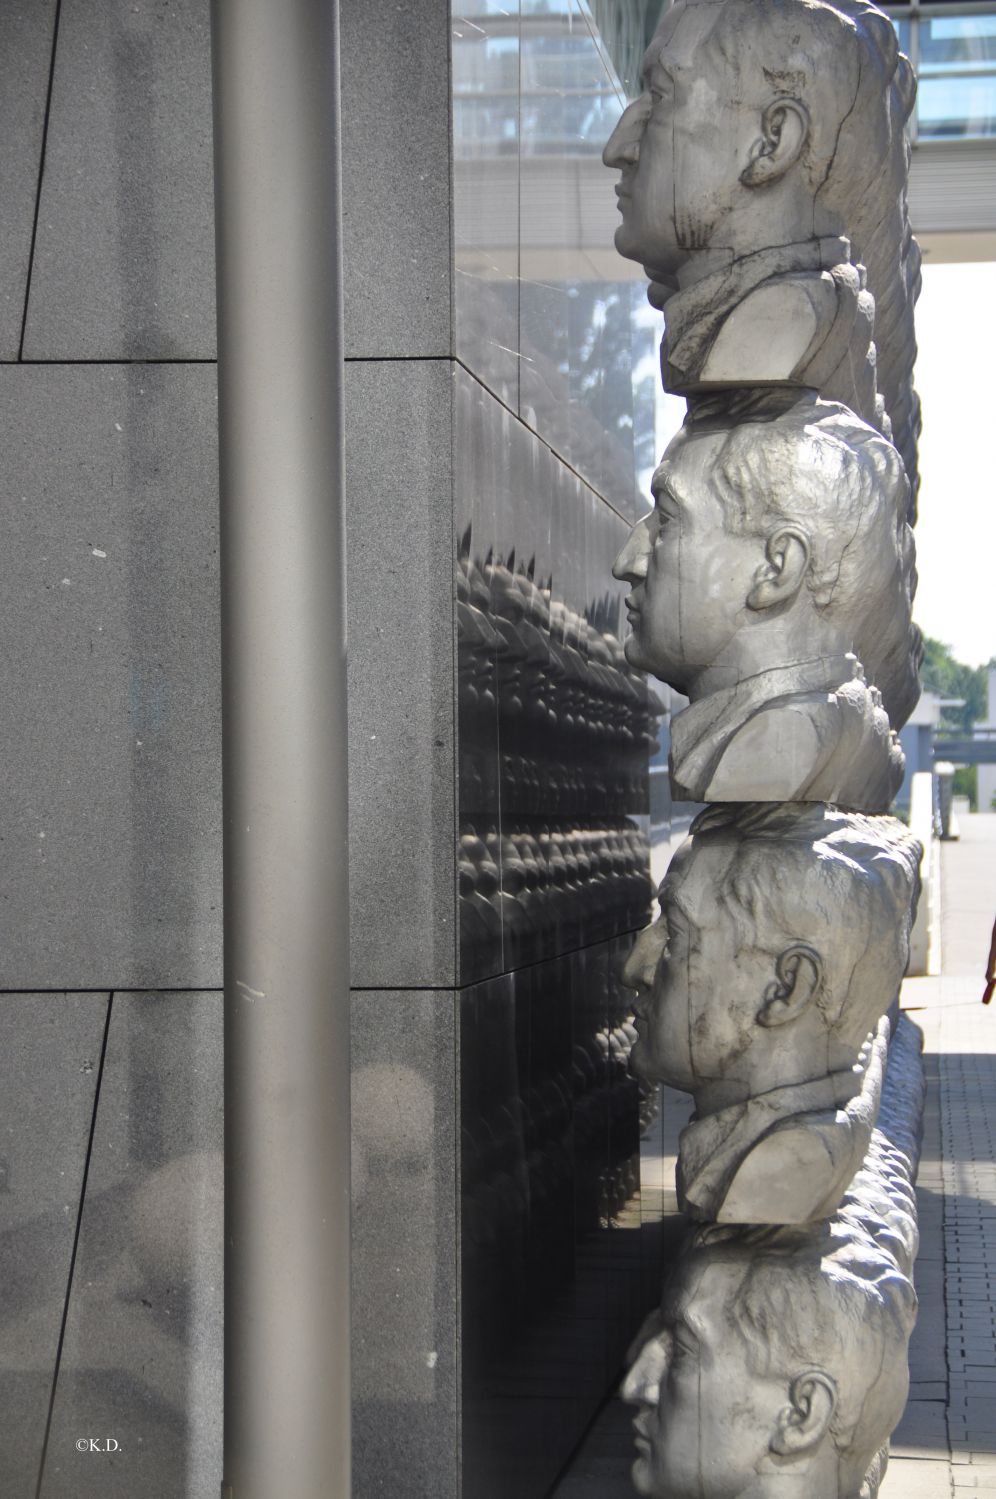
919 14 996 139
890 8 996 141
452 0 662 518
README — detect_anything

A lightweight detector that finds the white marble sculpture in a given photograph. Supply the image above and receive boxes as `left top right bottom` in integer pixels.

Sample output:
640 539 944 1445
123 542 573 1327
602 0 920 505
621 1174 917 1498
621 802 921 1223
612 396 919 785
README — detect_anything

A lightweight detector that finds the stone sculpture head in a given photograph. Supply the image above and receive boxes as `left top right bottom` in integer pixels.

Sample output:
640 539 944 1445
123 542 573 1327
603 0 910 291
612 395 918 728
622 1209 917 1499
622 803 921 1108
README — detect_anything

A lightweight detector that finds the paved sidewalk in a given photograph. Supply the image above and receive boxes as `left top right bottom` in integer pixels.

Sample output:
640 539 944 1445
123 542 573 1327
887 813 996 1497
553 814 996 1499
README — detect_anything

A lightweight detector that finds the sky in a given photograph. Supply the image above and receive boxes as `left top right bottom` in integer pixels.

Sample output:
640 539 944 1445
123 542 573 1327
911 259 996 669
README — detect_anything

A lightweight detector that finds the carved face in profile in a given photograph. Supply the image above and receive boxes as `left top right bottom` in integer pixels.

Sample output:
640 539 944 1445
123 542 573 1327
612 399 917 724
621 804 920 1101
612 426 762 692
623 1218 915 1499
602 0 828 281
621 836 763 1094
622 1253 829 1499
602 0 897 282
602 1 745 280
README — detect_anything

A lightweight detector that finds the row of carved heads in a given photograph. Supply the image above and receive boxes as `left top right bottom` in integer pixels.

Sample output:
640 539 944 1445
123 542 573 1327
602 1 924 1495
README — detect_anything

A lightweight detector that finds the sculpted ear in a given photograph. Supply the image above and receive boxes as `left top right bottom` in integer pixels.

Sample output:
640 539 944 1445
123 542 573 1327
740 99 810 188
746 528 810 612
757 945 823 1027
771 1370 837 1457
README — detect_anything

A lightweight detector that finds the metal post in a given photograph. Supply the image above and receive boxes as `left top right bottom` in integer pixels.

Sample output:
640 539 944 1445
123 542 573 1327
211 2 350 1495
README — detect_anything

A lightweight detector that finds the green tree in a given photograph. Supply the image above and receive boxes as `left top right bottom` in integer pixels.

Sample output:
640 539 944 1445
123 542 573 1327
919 636 989 732
953 765 977 811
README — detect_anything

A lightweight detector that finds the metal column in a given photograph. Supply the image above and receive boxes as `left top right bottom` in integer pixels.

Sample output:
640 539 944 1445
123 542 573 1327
211 2 350 1495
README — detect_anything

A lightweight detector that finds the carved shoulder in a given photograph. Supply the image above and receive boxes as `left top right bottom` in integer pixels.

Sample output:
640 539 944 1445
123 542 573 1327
717 1116 863 1225
699 274 838 384
702 697 836 802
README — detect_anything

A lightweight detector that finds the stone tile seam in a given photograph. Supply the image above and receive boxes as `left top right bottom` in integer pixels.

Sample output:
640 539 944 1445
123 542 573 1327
355 923 655 994
451 357 644 528
341 352 636 524
17 0 62 363
0 987 223 996
33 988 113 1499
0 357 218 367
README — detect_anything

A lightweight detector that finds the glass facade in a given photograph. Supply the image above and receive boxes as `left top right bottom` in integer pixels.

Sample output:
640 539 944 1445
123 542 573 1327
890 5 996 140
451 7 691 1494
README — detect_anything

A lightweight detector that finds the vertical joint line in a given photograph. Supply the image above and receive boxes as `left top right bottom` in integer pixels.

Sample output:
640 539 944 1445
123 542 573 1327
18 0 64 362
34 990 114 1499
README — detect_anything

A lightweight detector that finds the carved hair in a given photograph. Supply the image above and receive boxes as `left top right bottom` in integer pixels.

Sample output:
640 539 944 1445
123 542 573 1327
688 802 922 1050
690 1145 917 1498
696 0 921 509
690 395 919 726
825 0 922 513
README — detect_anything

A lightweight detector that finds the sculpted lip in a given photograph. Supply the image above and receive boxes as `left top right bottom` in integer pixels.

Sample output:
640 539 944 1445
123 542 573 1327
632 1416 653 1452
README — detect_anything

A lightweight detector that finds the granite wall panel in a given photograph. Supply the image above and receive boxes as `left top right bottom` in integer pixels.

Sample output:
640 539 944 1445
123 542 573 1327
38 991 223 1499
351 988 459 1499
23 0 215 360
0 993 109 1499
0 0 57 358
0 364 222 990
340 0 453 359
345 359 458 989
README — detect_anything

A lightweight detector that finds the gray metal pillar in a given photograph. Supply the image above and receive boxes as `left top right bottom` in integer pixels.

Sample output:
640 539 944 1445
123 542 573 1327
211 2 350 1496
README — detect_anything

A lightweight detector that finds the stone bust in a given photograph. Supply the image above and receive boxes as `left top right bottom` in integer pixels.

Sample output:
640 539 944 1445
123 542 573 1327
621 802 921 1223
612 395 918 804
621 1155 918 1499
601 0 920 495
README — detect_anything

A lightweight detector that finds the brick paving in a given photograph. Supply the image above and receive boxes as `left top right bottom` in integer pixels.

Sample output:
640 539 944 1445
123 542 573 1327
553 815 996 1499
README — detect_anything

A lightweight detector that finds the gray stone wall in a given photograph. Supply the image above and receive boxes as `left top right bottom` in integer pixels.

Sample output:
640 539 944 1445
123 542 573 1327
0 4 222 1497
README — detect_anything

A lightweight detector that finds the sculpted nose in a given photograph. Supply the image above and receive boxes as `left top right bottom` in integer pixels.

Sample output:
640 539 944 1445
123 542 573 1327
613 516 652 584
621 1332 668 1406
622 928 653 994
621 908 666 995
602 97 646 169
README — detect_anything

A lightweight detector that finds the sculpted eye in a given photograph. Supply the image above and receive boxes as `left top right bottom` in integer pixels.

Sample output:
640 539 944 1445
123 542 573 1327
652 505 676 539
671 1333 698 1364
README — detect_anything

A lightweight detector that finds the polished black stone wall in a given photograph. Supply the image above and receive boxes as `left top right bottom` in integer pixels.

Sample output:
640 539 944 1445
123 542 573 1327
460 937 666 1499
452 337 671 1491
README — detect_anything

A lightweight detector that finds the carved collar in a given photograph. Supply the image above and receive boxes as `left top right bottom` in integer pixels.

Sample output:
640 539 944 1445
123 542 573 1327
678 1063 865 1222
670 653 862 800
661 236 850 388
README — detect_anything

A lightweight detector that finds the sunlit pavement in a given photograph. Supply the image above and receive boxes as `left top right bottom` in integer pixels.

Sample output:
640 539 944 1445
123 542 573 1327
553 815 996 1499
885 813 996 1498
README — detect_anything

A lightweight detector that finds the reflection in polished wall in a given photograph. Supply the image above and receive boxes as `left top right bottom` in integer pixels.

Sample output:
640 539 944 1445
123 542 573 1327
452 0 660 521
461 934 666 1499
451 8 680 1488
455 368 661 985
